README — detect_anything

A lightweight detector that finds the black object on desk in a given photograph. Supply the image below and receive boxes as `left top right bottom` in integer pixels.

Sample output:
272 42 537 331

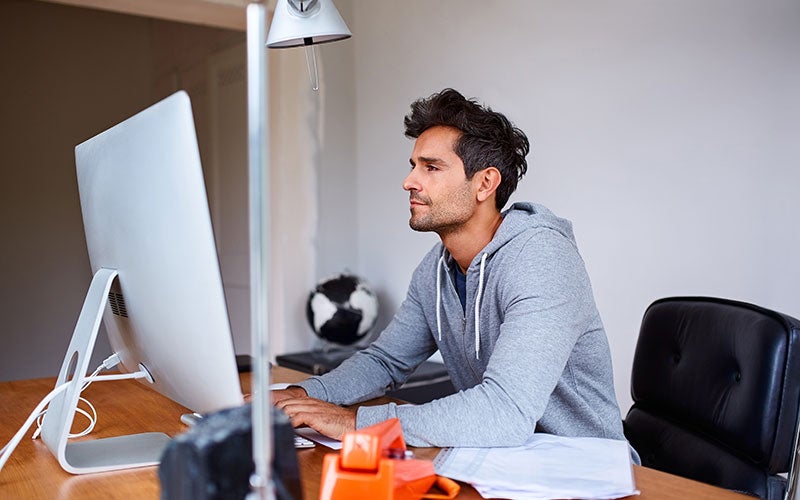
276 349 455 404
235 354 253 373
159 404 301 500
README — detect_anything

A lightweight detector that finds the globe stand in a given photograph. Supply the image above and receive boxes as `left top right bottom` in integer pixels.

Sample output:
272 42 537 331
275 346 353 376
276 330 379 377
294 332 377 375
305 345 357 375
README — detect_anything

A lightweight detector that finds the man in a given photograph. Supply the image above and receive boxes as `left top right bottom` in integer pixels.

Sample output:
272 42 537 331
274 88 627 448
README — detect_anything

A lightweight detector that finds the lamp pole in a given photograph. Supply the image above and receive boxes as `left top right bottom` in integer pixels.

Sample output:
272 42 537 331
246 3 273 499
245 1 350 497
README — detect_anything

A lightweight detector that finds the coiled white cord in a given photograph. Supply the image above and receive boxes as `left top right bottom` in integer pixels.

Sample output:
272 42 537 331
0 354 147 473
29 357 115 441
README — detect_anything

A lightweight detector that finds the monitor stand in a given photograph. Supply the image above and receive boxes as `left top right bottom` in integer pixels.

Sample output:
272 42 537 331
39 268 171 474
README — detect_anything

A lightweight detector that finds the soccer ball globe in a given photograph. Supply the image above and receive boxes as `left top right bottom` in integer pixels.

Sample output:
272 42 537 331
306 274 379 346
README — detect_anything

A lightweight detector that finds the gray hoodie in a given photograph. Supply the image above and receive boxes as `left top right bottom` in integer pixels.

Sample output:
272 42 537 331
297 202 627 448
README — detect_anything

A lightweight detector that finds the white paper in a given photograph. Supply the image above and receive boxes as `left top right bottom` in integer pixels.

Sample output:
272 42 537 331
295 427 343 450
433 433 639 500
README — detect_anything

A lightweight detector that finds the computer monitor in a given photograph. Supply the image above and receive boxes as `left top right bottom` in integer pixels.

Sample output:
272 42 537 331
40 91 244 474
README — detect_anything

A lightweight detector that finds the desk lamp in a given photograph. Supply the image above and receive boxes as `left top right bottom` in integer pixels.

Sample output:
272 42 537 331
246 1 350 498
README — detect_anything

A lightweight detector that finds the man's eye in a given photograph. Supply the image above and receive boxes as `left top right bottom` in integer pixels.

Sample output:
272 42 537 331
426 164 438 171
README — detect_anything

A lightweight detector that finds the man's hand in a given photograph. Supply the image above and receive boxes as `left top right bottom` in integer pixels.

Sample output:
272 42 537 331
275 397 356 440
271 386 308 404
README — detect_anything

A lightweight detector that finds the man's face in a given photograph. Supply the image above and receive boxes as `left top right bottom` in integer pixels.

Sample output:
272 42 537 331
402 126 477 234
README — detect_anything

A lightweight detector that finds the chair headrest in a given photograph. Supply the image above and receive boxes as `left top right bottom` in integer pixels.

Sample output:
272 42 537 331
631 296 800 473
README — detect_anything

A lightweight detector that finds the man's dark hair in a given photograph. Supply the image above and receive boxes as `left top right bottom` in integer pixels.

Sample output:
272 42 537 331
404 88 530 210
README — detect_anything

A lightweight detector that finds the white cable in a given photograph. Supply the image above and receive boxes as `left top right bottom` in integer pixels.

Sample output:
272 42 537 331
68 398 97 438
90 372 147 382
0 368 147 474
99 352 121 371
0 382 70 471
81 366 103 391
30 353 120 441
32 396 97 440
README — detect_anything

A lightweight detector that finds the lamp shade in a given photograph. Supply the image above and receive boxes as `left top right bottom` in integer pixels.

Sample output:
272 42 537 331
267 0 351 48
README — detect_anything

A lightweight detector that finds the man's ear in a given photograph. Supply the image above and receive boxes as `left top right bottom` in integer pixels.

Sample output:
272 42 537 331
475 167 502 203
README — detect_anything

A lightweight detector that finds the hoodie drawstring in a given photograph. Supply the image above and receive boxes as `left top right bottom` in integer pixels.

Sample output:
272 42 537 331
435 251 488 359
474 253 488 359
435 254 445 341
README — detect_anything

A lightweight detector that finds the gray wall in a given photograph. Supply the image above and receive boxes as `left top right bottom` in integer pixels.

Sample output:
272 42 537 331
0 0 243 381
335 0 800 411
0 1 153 381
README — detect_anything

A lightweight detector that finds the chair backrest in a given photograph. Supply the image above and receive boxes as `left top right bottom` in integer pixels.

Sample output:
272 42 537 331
624 296 800 500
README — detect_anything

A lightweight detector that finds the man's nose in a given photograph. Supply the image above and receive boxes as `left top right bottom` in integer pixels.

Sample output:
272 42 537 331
402 169 418 192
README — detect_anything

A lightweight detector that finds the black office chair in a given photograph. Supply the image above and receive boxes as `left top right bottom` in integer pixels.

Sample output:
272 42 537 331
623 297 800 500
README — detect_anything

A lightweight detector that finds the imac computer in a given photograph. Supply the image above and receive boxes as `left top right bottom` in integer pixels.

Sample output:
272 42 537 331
40 91 244 474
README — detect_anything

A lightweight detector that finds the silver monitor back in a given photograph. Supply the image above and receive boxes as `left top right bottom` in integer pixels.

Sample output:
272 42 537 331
41 91 243 474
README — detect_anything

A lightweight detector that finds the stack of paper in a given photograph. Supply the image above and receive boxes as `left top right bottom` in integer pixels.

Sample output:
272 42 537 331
433 433 638 500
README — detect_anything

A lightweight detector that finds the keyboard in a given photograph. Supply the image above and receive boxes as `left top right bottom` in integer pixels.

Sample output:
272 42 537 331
181 412 315 448
293 434 315 448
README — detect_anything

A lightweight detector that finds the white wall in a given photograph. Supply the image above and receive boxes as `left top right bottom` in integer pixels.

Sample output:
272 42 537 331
316 0 357 281
343 0 800 412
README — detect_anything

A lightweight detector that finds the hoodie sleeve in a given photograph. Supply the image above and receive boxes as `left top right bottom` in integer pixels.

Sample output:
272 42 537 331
356 229 605 447
296 254 441 405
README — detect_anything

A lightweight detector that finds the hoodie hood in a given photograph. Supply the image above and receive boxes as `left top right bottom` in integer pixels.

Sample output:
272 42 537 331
435 202 578 359
482 202 577 260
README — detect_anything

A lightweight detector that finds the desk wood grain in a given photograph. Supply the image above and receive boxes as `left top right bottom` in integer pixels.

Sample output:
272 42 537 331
0 368 752 499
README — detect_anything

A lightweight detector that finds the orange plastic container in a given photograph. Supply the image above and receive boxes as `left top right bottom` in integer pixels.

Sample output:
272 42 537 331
318 418 459 500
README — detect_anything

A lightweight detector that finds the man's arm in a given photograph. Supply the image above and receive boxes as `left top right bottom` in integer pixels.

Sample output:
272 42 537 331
294 260 440 405
357 232 607 447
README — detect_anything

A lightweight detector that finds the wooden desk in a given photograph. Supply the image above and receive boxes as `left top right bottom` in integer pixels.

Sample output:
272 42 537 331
0 368 751 500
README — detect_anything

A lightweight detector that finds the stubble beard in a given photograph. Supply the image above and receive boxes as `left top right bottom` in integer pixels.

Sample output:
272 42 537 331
408 184 475 235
